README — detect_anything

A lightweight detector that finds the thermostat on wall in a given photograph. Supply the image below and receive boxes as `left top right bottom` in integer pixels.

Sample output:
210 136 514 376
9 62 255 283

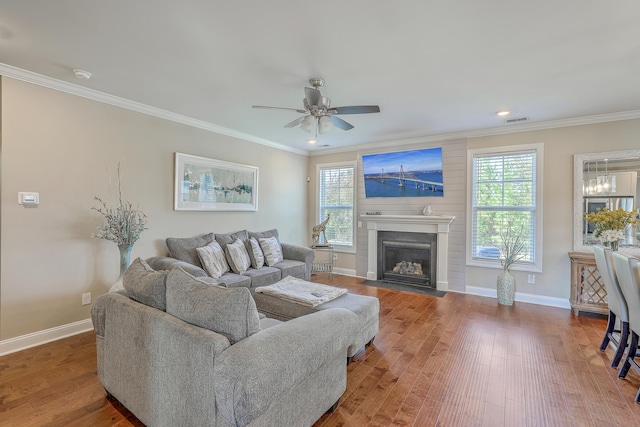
18 192 39 206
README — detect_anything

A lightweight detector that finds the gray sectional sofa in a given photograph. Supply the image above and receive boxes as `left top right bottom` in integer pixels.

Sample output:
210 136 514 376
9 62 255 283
92 260 359 427
146 229 314 290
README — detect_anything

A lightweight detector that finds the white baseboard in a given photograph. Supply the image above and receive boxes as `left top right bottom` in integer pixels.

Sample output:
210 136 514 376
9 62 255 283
332 267 357 277
464 286 571 310
0 319 94 357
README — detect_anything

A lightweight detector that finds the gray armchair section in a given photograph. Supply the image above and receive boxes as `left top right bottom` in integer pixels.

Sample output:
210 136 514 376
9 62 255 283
92 290 358 427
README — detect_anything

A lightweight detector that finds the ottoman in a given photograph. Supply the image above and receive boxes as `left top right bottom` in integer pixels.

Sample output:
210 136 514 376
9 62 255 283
253 285 379 360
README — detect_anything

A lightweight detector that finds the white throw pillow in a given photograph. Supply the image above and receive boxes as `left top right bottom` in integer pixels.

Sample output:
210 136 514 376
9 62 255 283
259 236 284 267
249 237 265 269
225 238 252 274
196 240 229 278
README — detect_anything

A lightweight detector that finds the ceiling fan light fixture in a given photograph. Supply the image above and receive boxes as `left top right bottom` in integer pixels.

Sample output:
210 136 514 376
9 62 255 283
496 110 510 116
308 137 317 144
300 115 315 133
318 116 333 134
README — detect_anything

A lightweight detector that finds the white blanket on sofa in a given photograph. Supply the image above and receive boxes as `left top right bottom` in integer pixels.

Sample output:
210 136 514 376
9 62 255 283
255 276 348 307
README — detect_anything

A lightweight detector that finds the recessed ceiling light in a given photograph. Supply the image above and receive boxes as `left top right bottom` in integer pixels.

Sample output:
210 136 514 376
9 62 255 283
73 69 92 80
496 110 510 117
308 138 317 144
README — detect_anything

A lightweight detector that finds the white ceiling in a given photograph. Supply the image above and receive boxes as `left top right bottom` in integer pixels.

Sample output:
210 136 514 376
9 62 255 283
2 1 640 154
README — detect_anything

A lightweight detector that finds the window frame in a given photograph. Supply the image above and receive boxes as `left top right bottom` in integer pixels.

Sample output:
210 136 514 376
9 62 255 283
316 161 357 253
466 143 544 272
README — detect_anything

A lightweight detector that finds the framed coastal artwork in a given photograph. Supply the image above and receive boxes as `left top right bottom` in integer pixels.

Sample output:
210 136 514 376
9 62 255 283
174 152 258 211
362 147 444 198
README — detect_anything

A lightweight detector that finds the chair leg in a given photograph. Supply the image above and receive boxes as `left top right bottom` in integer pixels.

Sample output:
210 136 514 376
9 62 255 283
600 311 616 351
619 331 638 378
611 321 630 368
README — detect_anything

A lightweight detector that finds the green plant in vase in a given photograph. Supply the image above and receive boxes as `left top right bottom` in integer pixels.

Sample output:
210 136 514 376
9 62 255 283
584 207 637 251
92 162 147 290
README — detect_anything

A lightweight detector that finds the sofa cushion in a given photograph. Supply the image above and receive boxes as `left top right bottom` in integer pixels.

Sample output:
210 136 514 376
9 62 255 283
165 267 261 344
259 236 284 267
196 240 229 278
123 257 168 311
225 238 252 274
273 259 306 279
249 228 279 242
166 232 215 268
242 266 281 288
248 237 265 269
215 230 249 248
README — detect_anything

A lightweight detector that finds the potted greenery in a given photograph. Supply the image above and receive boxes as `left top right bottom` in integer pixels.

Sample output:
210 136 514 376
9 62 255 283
584 207 637 251
497 223 526 306
92 162 147 290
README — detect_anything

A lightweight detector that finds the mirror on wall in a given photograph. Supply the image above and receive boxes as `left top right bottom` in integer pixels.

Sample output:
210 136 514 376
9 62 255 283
574 149 640 252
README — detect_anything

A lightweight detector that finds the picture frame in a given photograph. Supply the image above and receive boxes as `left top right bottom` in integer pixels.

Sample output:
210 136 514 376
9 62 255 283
361 147 444 198
174 152 258 211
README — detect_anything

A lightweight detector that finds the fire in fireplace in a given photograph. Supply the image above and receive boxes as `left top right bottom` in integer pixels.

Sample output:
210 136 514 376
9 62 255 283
377 231 437 288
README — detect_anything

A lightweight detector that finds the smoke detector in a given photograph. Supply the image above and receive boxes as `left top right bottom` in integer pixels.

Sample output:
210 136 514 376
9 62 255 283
73 69 92 80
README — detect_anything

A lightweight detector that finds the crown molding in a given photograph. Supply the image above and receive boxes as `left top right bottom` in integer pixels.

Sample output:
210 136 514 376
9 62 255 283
311 110 640 156
0 63 310 156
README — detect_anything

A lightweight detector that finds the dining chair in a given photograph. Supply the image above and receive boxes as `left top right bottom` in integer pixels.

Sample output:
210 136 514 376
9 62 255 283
612 251 640 402
593 245 629 367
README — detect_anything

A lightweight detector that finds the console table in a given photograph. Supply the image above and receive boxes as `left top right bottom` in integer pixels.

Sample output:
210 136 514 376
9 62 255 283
568 252 607 316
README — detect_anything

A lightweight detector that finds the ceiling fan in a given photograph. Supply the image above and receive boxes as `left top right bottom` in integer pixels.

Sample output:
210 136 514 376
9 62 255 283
252 78 380 137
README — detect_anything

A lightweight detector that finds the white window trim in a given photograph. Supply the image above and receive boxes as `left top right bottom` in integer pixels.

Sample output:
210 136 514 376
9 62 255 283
465 143 544 272
316 160 357 254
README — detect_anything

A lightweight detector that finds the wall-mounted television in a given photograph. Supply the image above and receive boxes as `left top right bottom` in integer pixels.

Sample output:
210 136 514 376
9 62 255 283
362 147 443 198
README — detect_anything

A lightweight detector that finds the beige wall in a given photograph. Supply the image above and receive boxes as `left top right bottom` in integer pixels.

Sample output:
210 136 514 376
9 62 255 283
309 119 640 301
0 77 308 340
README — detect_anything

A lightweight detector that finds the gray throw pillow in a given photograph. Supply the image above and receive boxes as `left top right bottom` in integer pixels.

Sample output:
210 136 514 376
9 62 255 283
165 267 261 344
248 237 265 269
259 236 284 267
123 258 168 311
215 230 249 248
196 240 229 278
166 232 215 268
225 238 251 274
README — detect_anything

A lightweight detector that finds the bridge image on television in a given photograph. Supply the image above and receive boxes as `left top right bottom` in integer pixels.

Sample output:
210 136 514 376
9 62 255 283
362 147 443 198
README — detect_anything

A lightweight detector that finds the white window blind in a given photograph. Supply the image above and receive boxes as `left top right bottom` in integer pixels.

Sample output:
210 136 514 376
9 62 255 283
471 150 537 266
318 164 355 248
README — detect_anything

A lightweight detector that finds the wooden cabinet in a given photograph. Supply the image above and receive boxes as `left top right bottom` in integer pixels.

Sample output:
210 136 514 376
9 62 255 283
568 252 607 316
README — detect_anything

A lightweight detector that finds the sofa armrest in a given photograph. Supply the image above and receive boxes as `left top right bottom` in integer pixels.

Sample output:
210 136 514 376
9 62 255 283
145 256 208 277
280 243 314 280
213 308 358 426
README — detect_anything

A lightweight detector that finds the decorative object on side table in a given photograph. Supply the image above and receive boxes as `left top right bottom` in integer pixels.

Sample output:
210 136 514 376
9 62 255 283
92 162 147 291
584 207 637 251
497 224 526 306
311 214 331 247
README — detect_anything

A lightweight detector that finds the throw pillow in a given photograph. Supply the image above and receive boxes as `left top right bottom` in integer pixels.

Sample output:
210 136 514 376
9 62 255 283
248 237 265 269
165 267 261 344
196 240 229 278
215 230 249 248
259 236 284 267
225 238 252 274
123 257 169 311
166 232 215 268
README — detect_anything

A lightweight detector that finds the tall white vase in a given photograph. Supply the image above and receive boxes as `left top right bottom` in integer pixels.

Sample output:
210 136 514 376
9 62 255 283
497 269 515 306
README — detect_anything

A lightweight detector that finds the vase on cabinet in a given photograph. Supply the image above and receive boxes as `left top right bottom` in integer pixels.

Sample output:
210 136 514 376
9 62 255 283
497 269 515 306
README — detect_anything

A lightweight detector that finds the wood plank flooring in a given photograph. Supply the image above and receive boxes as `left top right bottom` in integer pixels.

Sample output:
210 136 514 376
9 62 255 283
1 274 640 426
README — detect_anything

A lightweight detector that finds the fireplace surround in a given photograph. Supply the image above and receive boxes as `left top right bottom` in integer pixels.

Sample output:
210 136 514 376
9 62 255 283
378 231 437 287
362 214 456 292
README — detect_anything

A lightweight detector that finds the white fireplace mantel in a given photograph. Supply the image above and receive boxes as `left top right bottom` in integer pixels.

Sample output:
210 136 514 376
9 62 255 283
361 214 456 291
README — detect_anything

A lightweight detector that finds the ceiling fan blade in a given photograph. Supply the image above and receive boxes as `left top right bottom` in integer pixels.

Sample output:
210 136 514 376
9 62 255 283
253 105 308 114
305 87 322 107
328 105 380 114
329 115 354 131
284 116 307 128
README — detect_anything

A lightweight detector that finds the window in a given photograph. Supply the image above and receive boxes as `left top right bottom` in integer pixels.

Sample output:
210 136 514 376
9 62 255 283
467 144 543 271
317 162 356 251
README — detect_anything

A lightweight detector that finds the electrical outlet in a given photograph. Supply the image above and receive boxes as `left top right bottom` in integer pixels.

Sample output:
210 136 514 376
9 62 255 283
82 292 92 306
333 253 338 261
528 274 535 285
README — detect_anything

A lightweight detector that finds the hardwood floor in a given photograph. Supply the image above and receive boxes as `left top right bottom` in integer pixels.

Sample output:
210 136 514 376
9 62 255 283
1 274 639 426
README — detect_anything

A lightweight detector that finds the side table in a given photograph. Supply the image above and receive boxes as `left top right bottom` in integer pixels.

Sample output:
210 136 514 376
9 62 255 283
311 246 334 280
568 251 607 316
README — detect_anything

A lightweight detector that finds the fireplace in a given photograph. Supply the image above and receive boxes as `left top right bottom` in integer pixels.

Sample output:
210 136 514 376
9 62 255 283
362 214 455 292
378 231 437 288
